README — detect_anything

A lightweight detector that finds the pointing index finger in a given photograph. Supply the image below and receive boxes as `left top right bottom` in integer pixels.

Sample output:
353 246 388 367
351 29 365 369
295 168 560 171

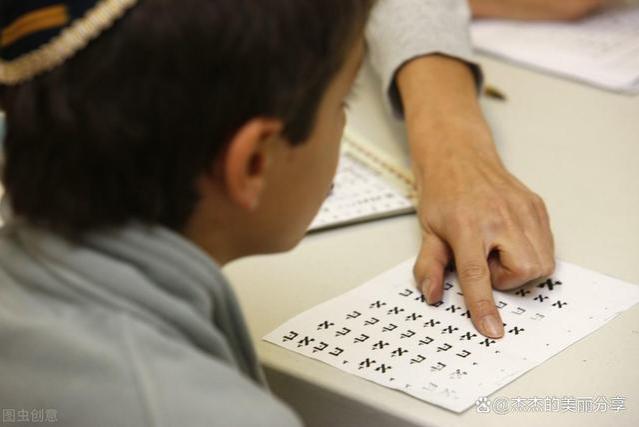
451 231 504 339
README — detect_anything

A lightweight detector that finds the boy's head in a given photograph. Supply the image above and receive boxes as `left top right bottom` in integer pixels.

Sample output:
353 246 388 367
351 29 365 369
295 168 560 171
1 0 372 262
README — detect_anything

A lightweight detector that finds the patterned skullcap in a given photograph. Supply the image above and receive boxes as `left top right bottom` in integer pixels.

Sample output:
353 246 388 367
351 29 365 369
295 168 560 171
0 0 138 85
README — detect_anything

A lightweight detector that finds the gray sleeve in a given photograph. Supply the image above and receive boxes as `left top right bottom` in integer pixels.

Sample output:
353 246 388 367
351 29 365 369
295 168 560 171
365 0 483 117
0 307 302 427
122 317 303 427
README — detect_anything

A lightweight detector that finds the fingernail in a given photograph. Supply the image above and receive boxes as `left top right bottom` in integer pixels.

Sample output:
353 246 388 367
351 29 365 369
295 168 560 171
481 314 504 338
421 278 431 302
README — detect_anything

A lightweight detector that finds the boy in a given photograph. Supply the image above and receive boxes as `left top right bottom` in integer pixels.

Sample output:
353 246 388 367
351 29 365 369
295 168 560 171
0 0 372 425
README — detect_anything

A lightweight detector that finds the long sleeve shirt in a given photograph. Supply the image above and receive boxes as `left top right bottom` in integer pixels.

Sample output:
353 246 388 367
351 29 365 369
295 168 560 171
366 0 481 116
0 223 302 426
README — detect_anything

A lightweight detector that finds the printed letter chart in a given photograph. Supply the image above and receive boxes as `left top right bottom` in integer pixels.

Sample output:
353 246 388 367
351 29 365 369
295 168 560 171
264 259 639 413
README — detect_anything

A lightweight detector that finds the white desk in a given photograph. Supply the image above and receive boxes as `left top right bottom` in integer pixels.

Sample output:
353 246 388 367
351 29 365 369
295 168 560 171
224 55 639 426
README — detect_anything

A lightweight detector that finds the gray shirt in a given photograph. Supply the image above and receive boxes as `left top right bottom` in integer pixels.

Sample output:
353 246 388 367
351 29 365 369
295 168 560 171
366 0 481 116
0 222 301 427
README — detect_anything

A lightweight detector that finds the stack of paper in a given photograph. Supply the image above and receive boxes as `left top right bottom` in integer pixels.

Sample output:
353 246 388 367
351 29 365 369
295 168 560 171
471 7 639 94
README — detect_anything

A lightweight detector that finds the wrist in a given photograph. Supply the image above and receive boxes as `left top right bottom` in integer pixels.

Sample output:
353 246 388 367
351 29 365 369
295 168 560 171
395 54 503 181
407 115 502 181
469 0 503 18
397 56 480 125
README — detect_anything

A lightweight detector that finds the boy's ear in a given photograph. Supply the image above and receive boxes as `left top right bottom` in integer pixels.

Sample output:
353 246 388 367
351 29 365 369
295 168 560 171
220 118 284 211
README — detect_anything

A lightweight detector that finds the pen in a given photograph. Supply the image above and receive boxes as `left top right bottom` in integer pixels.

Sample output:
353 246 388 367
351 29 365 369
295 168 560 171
483 85 507 101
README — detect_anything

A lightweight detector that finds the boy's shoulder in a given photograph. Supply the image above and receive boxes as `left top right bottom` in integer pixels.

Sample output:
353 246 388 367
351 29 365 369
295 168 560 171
0 275 301 427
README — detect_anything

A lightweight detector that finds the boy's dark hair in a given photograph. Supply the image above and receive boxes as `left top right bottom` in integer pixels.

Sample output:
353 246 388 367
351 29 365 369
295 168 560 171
1 0 373 236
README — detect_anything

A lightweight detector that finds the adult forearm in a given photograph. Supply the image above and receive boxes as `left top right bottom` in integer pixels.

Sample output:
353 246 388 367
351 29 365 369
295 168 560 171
468 0 606 20
395 55 501 180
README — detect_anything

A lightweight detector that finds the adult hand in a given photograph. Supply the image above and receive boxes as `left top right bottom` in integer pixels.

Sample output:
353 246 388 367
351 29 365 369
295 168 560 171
397 55 555 339
470 0 608 21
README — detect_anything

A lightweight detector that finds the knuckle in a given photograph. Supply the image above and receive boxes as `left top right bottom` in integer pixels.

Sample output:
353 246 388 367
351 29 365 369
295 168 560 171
484 214 509 234
514 262 540 279
486 198 518 230
531 193 545 207
527 197 540 211
531 195 547 214
493 280 516 292
458 262 489 283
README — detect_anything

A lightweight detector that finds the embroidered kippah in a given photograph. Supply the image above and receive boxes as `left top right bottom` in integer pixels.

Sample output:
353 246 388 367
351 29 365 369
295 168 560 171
0 0 138 85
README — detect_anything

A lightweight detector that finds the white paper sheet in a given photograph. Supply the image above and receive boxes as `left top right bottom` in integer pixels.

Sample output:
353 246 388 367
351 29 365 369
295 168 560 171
264 259 639 413
471 6 639 93
308 152 414 231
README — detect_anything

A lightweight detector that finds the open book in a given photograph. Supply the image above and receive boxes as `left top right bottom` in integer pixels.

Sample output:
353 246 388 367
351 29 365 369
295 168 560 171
471 5 639 94
308 129 417 232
